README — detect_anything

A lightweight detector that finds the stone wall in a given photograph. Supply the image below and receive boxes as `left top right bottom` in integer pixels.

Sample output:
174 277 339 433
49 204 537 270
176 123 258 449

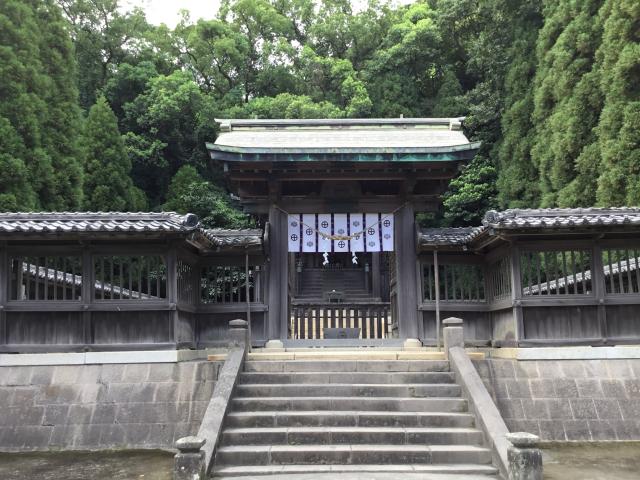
0 361 220 451
475 358 640 441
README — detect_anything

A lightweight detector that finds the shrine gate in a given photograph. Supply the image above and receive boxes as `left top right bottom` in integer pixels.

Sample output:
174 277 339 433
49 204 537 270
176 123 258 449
206 117 479 346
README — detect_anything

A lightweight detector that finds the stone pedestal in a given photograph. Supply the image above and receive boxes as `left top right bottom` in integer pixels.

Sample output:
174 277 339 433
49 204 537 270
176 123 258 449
403 338 423 350
264 339 285 350
506 432 543 480
174 436 206 480
229 319 249 348
443 317 464 359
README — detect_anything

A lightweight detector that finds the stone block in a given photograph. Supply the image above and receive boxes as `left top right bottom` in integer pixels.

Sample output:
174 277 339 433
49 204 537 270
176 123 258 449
569 399 597 419
600 379 628 398
618 398 640 420
588 420 617 441
4 405 45 427
75 365 102 384
0 387 13 405
36 384 81 405
538 420 566 441
490 360 516 378
492 379 510 399
514 361 539 379
629 359 640 377
3 367 33 386
99 424 126 447
624 379 640 396
606 360 633 378
68 404 94 425
72 424 103 448
12 426 52 449
91 404 116 424
529 379 555 399
99 364 125 383
559 361 586 378
78 383 105 404
563 420 591 441
593 399 622 420
43 405 69 426
582 360 609 378
521 399 550 420
154 382 180 403
124 423 151 445
496 399 524 418
536 361 564 379
575 379 603 398
545 399 573 420
30 366 55 385
148 423 175 447
553 379 578 398
193 380 216 402
505 380 532 399
52 365 81 384
49 425 71 447
147 363 178 382
102 383 133 403
11 386 37 406
122 364 150 383
128 383 156 403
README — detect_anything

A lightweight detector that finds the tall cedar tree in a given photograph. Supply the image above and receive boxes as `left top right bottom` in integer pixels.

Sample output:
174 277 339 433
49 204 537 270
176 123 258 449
0 0 83 211
83 96 146 211
530 0 604 207
595 0 640 206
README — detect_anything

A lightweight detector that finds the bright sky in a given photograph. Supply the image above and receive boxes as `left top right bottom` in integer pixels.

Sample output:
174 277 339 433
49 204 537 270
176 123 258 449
123 0 414 28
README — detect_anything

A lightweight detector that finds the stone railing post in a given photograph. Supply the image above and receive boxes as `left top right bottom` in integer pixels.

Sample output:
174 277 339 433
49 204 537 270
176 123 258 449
174 436 206 480
443 317 464 359
506 432 543 480
229 318 249 348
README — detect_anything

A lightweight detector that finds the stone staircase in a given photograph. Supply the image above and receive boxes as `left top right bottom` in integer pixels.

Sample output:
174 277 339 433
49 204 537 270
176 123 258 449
295 269 377 302
212 358 500 478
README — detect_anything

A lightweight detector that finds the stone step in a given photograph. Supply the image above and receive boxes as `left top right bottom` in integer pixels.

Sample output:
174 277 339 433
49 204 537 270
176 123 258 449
212 463 499 478
246 352 451 361
224 410 476 429
230 397 468 413
220 427 484 446
235 383 462 398
215 444 493 466
244 360 450 373
239 371 456 385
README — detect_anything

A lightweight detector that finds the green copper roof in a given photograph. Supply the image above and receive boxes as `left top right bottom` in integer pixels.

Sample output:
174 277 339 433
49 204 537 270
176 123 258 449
207 118 480 162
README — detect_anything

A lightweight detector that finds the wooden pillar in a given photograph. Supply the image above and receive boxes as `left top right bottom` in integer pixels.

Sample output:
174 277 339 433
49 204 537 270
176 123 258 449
0 242 7 346
592 241 607 343
267 205 288 340
509 244 523 346
81 245 93 348
394 204 419 339
371 252 381 298
166 246 179 347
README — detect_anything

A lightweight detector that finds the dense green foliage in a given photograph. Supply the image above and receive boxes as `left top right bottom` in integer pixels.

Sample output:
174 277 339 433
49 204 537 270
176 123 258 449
0 0 638 226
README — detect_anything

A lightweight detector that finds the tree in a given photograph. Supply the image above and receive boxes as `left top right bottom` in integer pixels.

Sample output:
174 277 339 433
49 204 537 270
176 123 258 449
0 0 84 211
164 165 250 228
122 71 217 206
595 0 640 206
57 0 153 110
530 0 604 207
83 96 146 211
